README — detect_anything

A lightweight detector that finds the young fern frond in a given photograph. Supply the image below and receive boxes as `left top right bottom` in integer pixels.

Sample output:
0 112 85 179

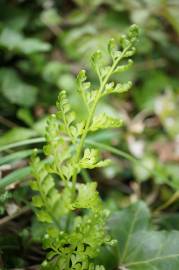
77 70 91 109
31 24 139 269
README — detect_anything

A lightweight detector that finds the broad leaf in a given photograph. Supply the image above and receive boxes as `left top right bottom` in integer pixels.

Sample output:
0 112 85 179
108 202 179 270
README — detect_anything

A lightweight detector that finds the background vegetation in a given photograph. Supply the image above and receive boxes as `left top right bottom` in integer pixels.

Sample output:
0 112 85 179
1 0 179 269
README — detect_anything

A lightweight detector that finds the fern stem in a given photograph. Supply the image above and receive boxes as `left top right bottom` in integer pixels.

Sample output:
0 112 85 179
71 46 130 198
81 169 91 183
71 100 98 197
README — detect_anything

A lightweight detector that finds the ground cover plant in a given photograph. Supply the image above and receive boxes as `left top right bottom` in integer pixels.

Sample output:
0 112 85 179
1 1 179 269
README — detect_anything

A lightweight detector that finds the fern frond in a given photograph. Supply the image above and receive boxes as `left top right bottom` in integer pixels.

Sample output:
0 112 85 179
31 151 72 224
30 24 139 269
77 70 91 109
56 90 76 139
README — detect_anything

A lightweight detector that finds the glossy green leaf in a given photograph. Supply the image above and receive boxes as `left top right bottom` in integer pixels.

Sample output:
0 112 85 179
109 202 179 270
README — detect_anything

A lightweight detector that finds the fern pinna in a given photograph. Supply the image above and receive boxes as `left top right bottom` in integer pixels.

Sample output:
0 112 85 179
31 25 139 270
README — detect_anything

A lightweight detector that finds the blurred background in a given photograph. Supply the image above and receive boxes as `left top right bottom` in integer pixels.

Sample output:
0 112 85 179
0 0 179 268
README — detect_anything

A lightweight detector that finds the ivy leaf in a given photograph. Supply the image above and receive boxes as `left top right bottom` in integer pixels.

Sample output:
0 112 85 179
109 201 150 253
90 113 123 131
108 201 179 270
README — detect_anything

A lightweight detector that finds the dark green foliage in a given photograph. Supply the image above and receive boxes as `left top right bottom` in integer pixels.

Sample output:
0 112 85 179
109 202 179 270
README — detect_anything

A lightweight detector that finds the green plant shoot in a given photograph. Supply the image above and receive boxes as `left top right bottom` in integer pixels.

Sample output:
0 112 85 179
30 24 139 270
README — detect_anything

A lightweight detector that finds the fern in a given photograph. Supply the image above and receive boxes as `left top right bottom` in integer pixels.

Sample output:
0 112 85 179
31 24 139 269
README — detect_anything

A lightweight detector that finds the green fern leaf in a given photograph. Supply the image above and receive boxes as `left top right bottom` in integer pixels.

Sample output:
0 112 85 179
79 148 110 169
90 113 123 131
77 69 91 108
73 182 100 209
56 90 76 139
30 24 140 270
103 81 132 96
